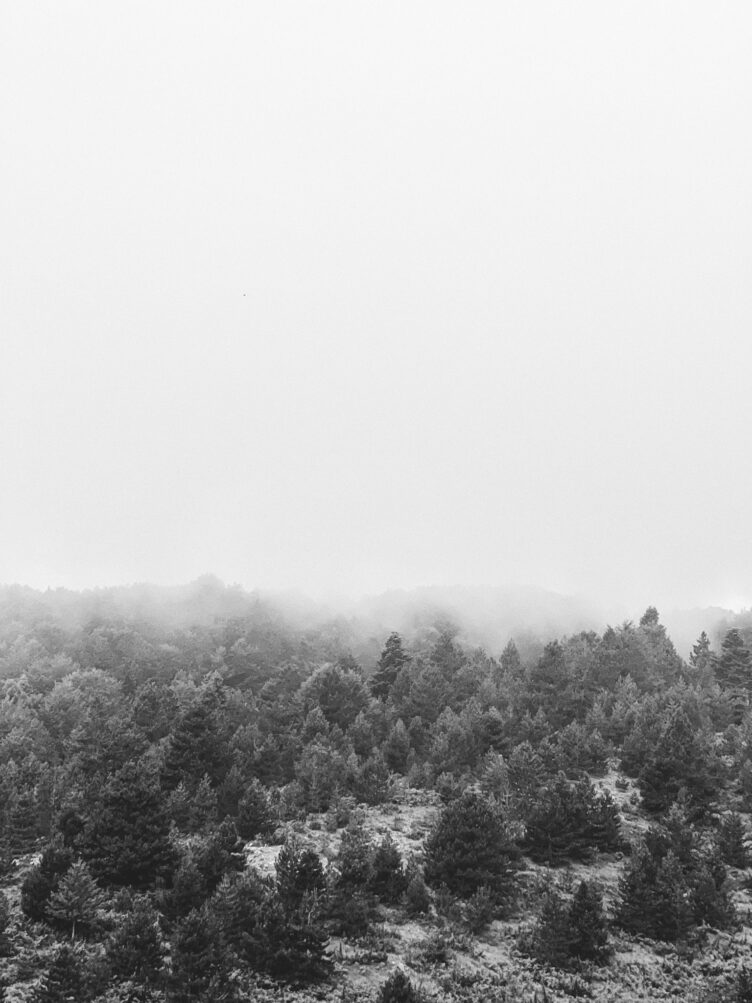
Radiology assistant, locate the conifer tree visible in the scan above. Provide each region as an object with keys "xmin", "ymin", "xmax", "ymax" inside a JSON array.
[
  {"xmin": 106, "ymin": 895, "xmax": 164, "ymax": 984},
  {"xmin": 188, "ymin": 774, "xmax": 219, "ymax": 832},
  {"xmin": 424, "ymin": 791, "xmax": 519, "ymax": 903},
  {"xmin": 371, "ymin": 633, "xmax": 410, "ymax": 700},
  {"xmin": 79, "ymin": 760, "xmax": 175, "ymax": 888},
  {"xmin": 47, "ymin": 860, "xmax": 105, "ymax": 939},
  {"xmin": 20, "ymin": 842, "xmax": 74, "ymax": 922},
  {"xmin": 525, "ymin": 889, "xmax": 571, "ymax": 967},
  {"xmin": 716, "ymin": 629, "xmax": 752, "ymax": 721},
  {"xmin": 237, "ymin": 779, "xmax": 274, "ymax": 839},
  {"xmin": 162, "ymin": 856, "xmax": 208, "ymax": 921},
  {"xmin": 383, "ymin": 719, "xmax": 411, "ymax": 773},
  {"xmin": 0, "ymin": 890, "xmax": 12, "ymax": 958},
  {"xmin": 370, "ymin": 832, "xmax": 408, "ymax": 904},
  {"xmin": 499, "ymin": 639, "xmax": 522, "ymax": 679},
  {"xmin": 567, "ymin": 881, "xmax": 609, "ymax": 963},
  {"xmin": 638, "ymin": 706, "xmax": 721, "ymax": 815},
  {"xmin": 275, "ymin": 839, "xmax": 326, "ymax": 911},
  {"xmin": 169, "ymin": 904, "xmax": 226, "ymax": 1002},
  {"xmin": 193, "ymin": 818, "xmax": 246, "ymax": 893},
  {"xmin": 689, "ymin": 631, "xmax": 714, "ymax": 681},
  {"xmin": 162, "ymin": 697, "xmax": 230, "ymax": 791},
  {"xmin": 7, "ymin": 788, "xmax": 39, "ymax": 855},
  {"xmin": 717, "ymin": 629, "xmax": 752, "ymax": 690},
  {"xmin": 38, "ymin": 944, "xmax": 83, "ymax": 1003},
  {"xmin": 524, "ymin": 880, "xmax": 609, "ymax": 968},
  {"xmin": 718, "ymin": 812, "xmax": 750, "ymax": 868}
]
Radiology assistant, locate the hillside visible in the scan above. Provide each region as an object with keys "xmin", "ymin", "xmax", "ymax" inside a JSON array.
[{"xmin": 0, "ymin": 584, "xmax": 751, "ymax": 999}]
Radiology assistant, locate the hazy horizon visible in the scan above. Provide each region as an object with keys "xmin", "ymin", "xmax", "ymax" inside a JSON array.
[{"xmin": 3, "ymin": 3, "xmax": 752, "ymax": 614}]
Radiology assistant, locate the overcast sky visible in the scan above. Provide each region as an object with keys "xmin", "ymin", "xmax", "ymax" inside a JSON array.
[{"xmin": 2, "ymin": 2, "xmax": 752, "ymax": 611}]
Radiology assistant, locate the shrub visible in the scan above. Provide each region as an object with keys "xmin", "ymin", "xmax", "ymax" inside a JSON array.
[
  {"xmin": 465, "ymin": 885, "xmax": 496, "ymax": 933},
  {"xmin": 377, "ymin": 968, "xmax": 420, "ymax": 1003},
  {"xmin": 405, "ymin": 874, "xmax": 431, "ymax": 916}
]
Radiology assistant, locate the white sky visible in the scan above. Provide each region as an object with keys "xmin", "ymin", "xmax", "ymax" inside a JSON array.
[{"xmin": 2, "ymin": 2, "xmax": 752, "ymax": 611}]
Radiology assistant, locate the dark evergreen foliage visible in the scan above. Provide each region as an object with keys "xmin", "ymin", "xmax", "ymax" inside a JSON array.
[
  {"xmin": 37, "ymin": 944, "xmax": 84, "ymax": 1003},
  {"xmin": 523, "ymin": 881, "xmax": 609, "ymax": 968},
  {"xmin": 522, "ymin": 774, "xmax": 622, "ymax": 864},
  {"xmin": 4, "ymin": 583, "xmax": 752, "ymax": 997},
  {"xmin": 370, "ymin": 832, "xmax": 408, "ymax": 904},
  {"xmin": 377, "ymin": 968, "xmax": 420, "ymax": 1003},
  {"xmin": 717, "ymin": 812, "xmax": 750, "ymax": 868},
  {"xmin": 405, "ymin": 873, "xmax": 431, "ymax": 916},
  {"xmin": 162, "ymin": 695, "xmax": 231, "ymax": 791},
  {"xmin": 20, "ymin": 842, "xmax": 74, "ymax": 922},
  {"xmin": 168, "ymin": 904, "xmax": 227, "ymax": 1001},
  {"xmin": 237, "ymin": 779, "xmax": 275, "ymax": 839},
  {"xmin": 637, "ymin": 706, "xmax": 722, "ymax": 815},
  {"xmin": 423, "ymin": 792, "xmax": 519, "ymax": 902},
  {"xmin": 78, "ymin": 761, "xmax": 176, "ymax": 888},
  {"xmin": 275, "ymin": 840, "xmax": 326, "ymax": 910},
  {"xmin": 616, "ymin": 813, "xmax": 736, "ymax": 941},
  {"xmin": 371, "ymin": 632, "xmax": 411, "ymax": 700},
  {"xmin": 106, "ymin": 896, "xmax": 164, "ymax": 984}
]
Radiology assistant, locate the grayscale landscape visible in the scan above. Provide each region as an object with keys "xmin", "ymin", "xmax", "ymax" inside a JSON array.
[{"xmin": 2, "ymin": 2, "xmax": 752, "ymax": 1000}]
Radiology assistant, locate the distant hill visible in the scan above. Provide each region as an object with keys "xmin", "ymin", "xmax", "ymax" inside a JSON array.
[{"xmin": 0, "ymin": 577, "xmax": 740, "ymax": 661}]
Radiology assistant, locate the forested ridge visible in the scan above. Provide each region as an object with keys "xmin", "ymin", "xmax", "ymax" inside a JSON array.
[{"xmin": 1, "ymin": 581, "xmax": 752, "ymax": 1001}]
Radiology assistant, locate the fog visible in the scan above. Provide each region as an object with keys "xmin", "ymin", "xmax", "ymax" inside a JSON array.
[{"xmin": 2, "ymin": 3, "xmax": 752, "ymax": 612}]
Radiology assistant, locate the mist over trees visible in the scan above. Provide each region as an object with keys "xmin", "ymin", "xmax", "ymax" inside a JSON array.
[{"xmin": 0, "ymin": 578, "xmax": 751, "ymax": 999}]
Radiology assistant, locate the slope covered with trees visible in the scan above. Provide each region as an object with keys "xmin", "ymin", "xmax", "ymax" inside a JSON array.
[{"xmin": 0, "ymin": 581, "xmax": 750, "ymax": 1000}]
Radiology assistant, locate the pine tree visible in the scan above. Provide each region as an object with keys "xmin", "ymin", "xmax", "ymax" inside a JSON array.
[
  {"xmin": 38, "ymin": 944, "xmax": 83, "ymax": 1003},
  {"xmin": 525, "ymin": 889, "xmax": 571, "ymax": 967},
  {"xmin": 161, "ymin": 856, "xmax": 208, "ymax": 921},
  {"xmin": 79, "ymin": 760, "xmax": 176, "ymax": 888},
  {"xmin": 193, "ymin": 818, "xmax": 246, "ymax": 894},
  {"xmin": 718, "ymin": 812, "xmax": 750, "ymax": 868},
  {"xmin": 383, "ymin": 719, "xmax": 411, "ymax": 773},
  {"xmin": 568, "ymin": 881, "xmax": 609, "ymax": 963},
  {"xmin": 638, "ymin": 707, "xmax": 721, "ymax": 815},
  {"xmin": 0, "ymin": 890, "xmax": 12, "ymax": 958},
  {"xmin": 169, "ymin": 904, "xmax": 226, "ymax": 1002},
  {"xmin": 717, "ymin": 629, "xmax": 752, "ymax": 690},
  {"xmin": 616, "ymin": 839, "xmax": 696, "ymax": 941},
  {"xmin": 257, "ymin": 896, "xmax": 333, "ymax": 984},
  {"xmin": 188, "ymin": 774, "xmax": 218, "ymax": 832},
  {"xmin": 106, "ymin": 895, "xmax": 164, "ymax": 984},
  {"xmin": 370, "ymin": 832, "xmax": 407, "ymax": 904},
  {"xmin": 716, "ymin": 629, "xmax": 752, "ymax": 722},
  {"xmin": 371, "ymin": 633, "xmax": 410, "ymax": 700},
  {"xmin": 162, "ymin": 697, "xmax": 230, "ymax": 791},
  {"xmin": 499, "ymin": 639, "xmax": 522, "ymax": 679},
  {"xmin": 275, "ymin": 839, "xmax": 326, "ymax": 911},
  {"xmin": 20, "ymin": 842, "xmax": 74, "ymax": 922},
  {"xmin": 7, "ymin": 788, "xmax": 39, "ymax": 855},
  {"xmin": 424, "ymin": 792, "xmax": 519, "ymax": 903},
  {"xmin": 689, "ymin": 631, "xmax": 714, "ymax": 682},
  {"xmin": 524, "ymin": 881, "xmax": 609, "ymax": 968},
  {"xmin": 47, "ymin": 860, "xmax": 105, "ymax": 939},
  {"xmin": 237, "ymin": 779, "xmax": 274, "ymax": 839}
]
